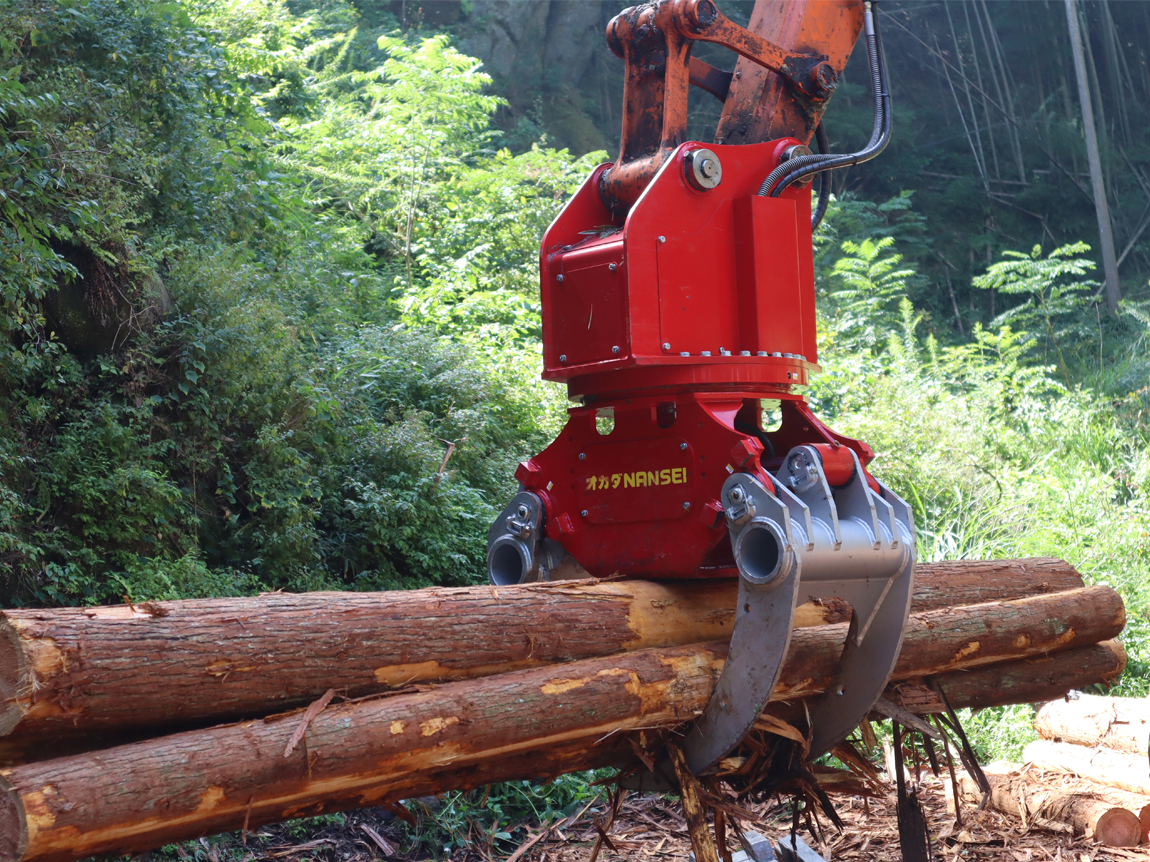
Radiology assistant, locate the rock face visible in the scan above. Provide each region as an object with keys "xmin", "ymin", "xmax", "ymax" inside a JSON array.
[
  {"xmin": 456, "ymin": 0, "xmax": 620, "ymax": 154},
  {"xmin": 43, "ymin": 243, "xmax": 172, "ymax": 356},
  {"xmin": 446, "ymin": 0, "xmax": 755, "ymax": 155}
]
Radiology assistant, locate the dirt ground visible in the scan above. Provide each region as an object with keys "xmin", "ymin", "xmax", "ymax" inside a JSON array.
[{"xmin": 195, "ymin": 776, "xmax": 1150, "ymax": 862}]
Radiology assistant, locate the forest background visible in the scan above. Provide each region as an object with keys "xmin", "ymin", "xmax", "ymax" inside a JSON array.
[{"xmin": 1, "ymin": 0, "xmax": 1149, "ymax": 807}]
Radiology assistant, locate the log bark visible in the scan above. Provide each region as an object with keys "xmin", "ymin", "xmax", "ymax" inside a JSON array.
[
  {"xmin": 0, "ymin": 558, "xmax": 1085, "ymax": 743},
  {"xmin": 0, "ymin": 585, "xmax": 1125, "ymax": 862},
  {"xmin": 1023, "ymin": 739, "xmax": 1150, "ymax": 795},
  {"xmin": 1034, "ymin": 693, "xmax": 1150, "ymax": 756},
  {"xmin": 954, "ymin": 769, "xmax": 1141, "ymax": 846},
  {"xmin": 884, "ymin": 641, "xmax": 1127, "ymax": 716}
]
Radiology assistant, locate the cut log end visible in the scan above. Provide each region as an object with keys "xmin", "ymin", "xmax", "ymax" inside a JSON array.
[
  {"xmin": 1095, "ymin": 808, "xmax": 1142, "ymax": 847},
  {"xmin": 0, "ymin": 624, "xmax": 25, "ymax": 737},
  {"xmin": 959, "ymin": 769, "xmax": 1143, "ymax": 848},
  {"xmin": 0, "ymin": 773, "xmax": 28, "ymax": 862}
]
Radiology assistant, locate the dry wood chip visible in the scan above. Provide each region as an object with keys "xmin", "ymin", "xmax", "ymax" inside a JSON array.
[
  {"xmin": 358, "ymin": 824, "xmax": 394, "ymax": 856},
  {"xmin": 267, "ymin": 838, "xmax": 335, "ymax": 857}
]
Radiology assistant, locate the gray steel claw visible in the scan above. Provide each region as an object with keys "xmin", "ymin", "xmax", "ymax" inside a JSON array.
[
  {"xmin": 774, "ymin": 446, "xmax": 916, "ymax": 759},
  {"xmin": 623, "ymin": 447, "xmax": 916, "ymax": 784},
  {"xmin": 682, "ymin": 474, "xmax": 802, "ymax": 774}
]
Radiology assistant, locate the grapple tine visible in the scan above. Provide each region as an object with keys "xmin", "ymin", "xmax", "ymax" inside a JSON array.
[{"xmin": 682, "ymin": 475, "xmax": 801, "ymax": 773}]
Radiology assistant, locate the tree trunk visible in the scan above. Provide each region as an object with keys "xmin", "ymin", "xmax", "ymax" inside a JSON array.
[
  {"xmin": 0, "ymin": 558, "xmax": 1085, "ymax": 744},
  {"xmin": 1024, "ymin": 739, "xmax": 1150, "ymax": 795},
  {"xmin": 1034, "ymin": 694, "xmax": 1150, "ymax": 756},
  {"xmin": 0, "ymin": 584, "xmax": 1125, "ymax": 862},
  {"xmin": 1065, "ymin": 0, "xmax": 1122, "ymax": 313},
  {"xmin": 954, "ymin": 769, "xmax": 1142, "ymax": 846}
]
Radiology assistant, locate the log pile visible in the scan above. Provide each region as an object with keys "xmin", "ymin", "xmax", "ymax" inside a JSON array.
[
  {"xmin": 953, "ymin": 767, "xmax": 1145, "ymax": 847},
  {"xmin": 0, "ymin": 558, "xmax": 1127, "ymax": 862},
  {"xmin": 956, "ymin": 694, "xmax": 1150, "ymax": 847},
  {"xmin": 1028, "ymin": 694, "xmax": 1150, "ymax": 832},
  {"xmin": 1030, "ymin": 692, "xmax": 1150, "ymax": 796}
]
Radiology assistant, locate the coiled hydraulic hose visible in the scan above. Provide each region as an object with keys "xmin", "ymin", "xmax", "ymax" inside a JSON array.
[{"xmin": 758, "ymin": 1, "xmax": 891, "ymax": 211}]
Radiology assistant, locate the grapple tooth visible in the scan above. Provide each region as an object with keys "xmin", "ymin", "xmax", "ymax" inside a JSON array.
[
  {"xmin": 676, "ymin": 444, "xmax": 914, "ymax": 778},
  {"xmin": 681, "ymin": 474, "xmax": 801, "ymax": 774}
]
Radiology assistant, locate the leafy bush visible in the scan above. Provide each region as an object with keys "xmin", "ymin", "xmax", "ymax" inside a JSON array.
[{"xmin": 0, "ymin": 0, "xmax": 574, "ymax": 605}]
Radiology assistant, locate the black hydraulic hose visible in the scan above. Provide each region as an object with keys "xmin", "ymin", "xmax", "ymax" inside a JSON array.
[
  {"xmin": 757, "ymin": 1, "xmax": 891, "ymax": 200},
  {"xmin": 811, "ymin": 121, "xmax": 831, "ymax": 231}
]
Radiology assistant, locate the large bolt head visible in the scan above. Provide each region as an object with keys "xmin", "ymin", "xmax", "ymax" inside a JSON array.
[
  {"xmin": 812, "ymin": 61, "xmax": 839, "ymax": 97},
  {"xmin": 729, "ymin": 485, "xmax": 746, "ymax": 504},
  {"xmin": 684, "ymin": 148, "xmax": 722, "ymax": 191},
  {"xmin": 516, "ymin": 505, "xmax": 530, "ymax": 520},
  {"xmin": 781, "ymin": 144, "xmax": 813, "ymax": 162},
  {"xmin": 780, "ymin": 144, "xmax": 814, "ymax": 188}
]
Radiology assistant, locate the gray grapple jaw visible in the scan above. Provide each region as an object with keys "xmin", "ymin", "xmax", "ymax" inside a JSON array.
[
  {"xmin": 486, "ymin": 491, "xmax": 545, "ymax": 586},
  {"xmin": 682, "ymin": 444, "xmax": 916, "ymax": 775},
  {"xmin": 679, "ymin": 474, "xmax": 803, "ymax": 774},
  {"xmin": 487, "ymin": 491, "xmax": 571, "ymax": 585},
  {"xmin": 487, "ymin": 445, "xmax": 916, "ymax": 784}
]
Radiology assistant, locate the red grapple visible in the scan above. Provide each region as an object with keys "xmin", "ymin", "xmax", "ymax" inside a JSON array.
[
  {"xmin": 510, "ymin": 139, "xmax": 879, "ymax": 580},
  {"xmin": 488, "ymin": 0, "xmax": 914, "ymax": 782}
]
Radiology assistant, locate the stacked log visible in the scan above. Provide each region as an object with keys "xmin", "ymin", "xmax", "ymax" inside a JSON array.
[
  {"xmin": 1034, "ymin": 692, "xmax": 1150, "ymax": 757},
  {"xmin": 959, "ymin": 694, "xmax": 1150, "ymax": 846},
  {"xmin": 1025, "ymin": 694, "xmax": 1150, "ymax": 800},
  {"xmin": 0, "ymin": 558, "xmax": 1086, "ymax": 750},
  {"xmin": 0, "ymin": 559, "xmax": 1128, "ymax": 862},
  {"xmin": 953, "ymin": 768, "xmax": 1143, "ymax": 846}
]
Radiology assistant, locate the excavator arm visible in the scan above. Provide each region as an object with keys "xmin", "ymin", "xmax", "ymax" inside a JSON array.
[{"xmin": 487, "ymin": 0, "xmax": 910, "ymax": 781}]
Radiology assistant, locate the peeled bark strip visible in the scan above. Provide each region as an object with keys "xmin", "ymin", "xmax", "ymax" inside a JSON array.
[
  {"xmin": 1023, "ymin": 740, "xmax": 1150, "ymax": 795},
  {"xmin": 1034, "ymin": 693, "xmax": 1150, "ymax": 756},
  {"xmin": 954, "ymin": 770, "xmax": 1141, "ymax": 846},
  {"xmin": 0, "ymin": 585, "xmax": 1126, "ymax": 862},
  {"xmin": 0, "ymin": 559, "xmax": 1086, "ymax": 742}
]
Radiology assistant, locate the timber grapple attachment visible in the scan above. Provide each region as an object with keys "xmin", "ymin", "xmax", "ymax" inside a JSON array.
[{"xmin": 487, "ymin": 0, "xmax": 912, "ymax": 778}]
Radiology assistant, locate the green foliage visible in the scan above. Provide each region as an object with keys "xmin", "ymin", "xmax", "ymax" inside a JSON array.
[
  {"xmin": 823, "ymin": 236, "xmax": 915, "ymax": 352},
  {"xmin": 401, "ymin": 773, "xmax": 608, "ymax": 858},
  {"xmin": 958, "ymin": 704, "xmax": 1040, "ymax": 764},
  {"xmin": 973, "ymin": 242, "xmax": 1103, "ymax": 384},
  {"xmin": 400, "ymin": 144, "xmax": 602, "ymax": 339},
  {"xmin": 0, "ymin": 0, "xmax": 574, "ymax": 604}
]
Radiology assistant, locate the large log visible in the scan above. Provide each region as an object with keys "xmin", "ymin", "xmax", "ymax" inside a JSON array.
[
  {"xmin": 0, "ymin": 558, "xmax": 1085, "ymax": 742},
  {"xmin": 954, "ymin": 769, "xmax": 1142, "ymax": 846},
  {"xmin": 1023, "ymin": 739, "xmax": 1150, "ymax": 795},
  {"xmin": 884, "ymin": 640, "xmax": 1127, "ymax": 716},
  {"xmin": 1034, "ymin": 693, "xmax": 1150, "ymax": 756},
  {"xmin": 0, "ymin": 586, "xmax": 1125, "ymax": 862}
]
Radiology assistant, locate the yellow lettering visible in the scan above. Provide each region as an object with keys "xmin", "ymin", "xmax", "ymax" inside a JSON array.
[
  {"xmin": 598, "ymin": 474, "xmax": 608, "ymax": 489},
  {"xmin": 624, "ymin": 473, "xmax": 635, "ymax": 488},
  {"xmin": 646, "ymin": 471, "xmax": 658, "ymax": 486},
  {"xmin": 659, "ymin": 469, "xmax": 671, "ymax": 485},
  {"xmin": 673, "ymin": 468, "xmax": 686, "ymax": 484},
  {"xmin": 636, "ymin": 472, "xmax": 647, "ymax": 487},
  {"xmin": 612, "ymin": 473, "xmax": 621, "ymax": 488},
  {"xmin": 585, "ymin": 477, "xmax": 595, "ymax": 491}
]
